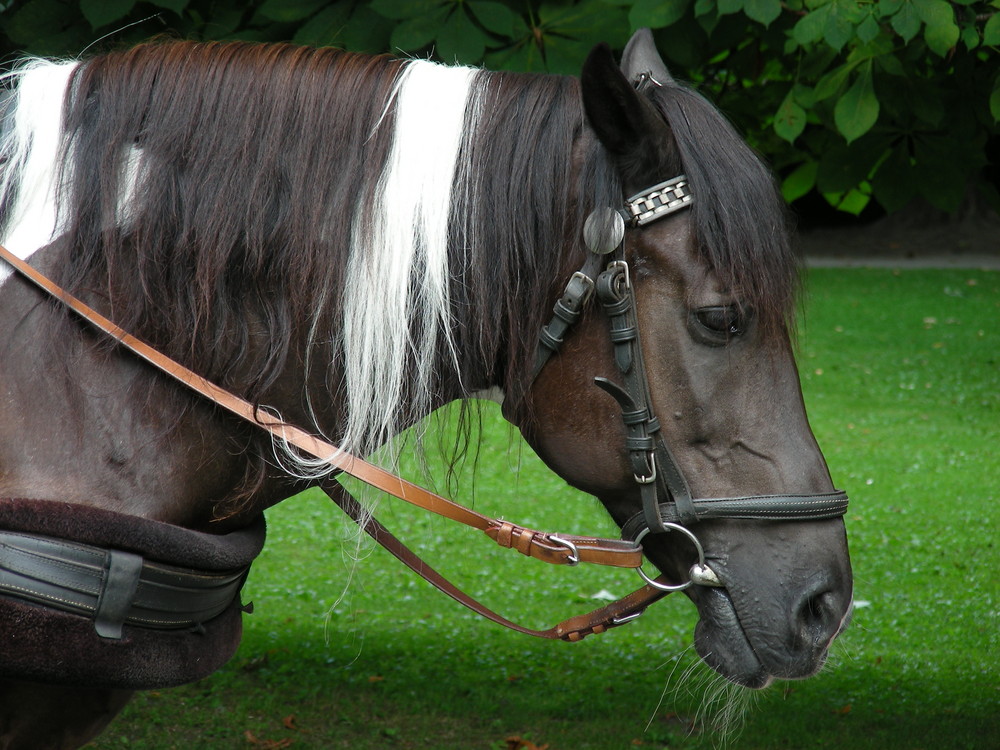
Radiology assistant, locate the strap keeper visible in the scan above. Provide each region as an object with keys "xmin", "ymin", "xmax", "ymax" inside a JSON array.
[
  {"xmin": 94, "ymin": 549, "xmax": 143, "ymax": 639},
  {"xmin": 621, "ymin": 407, "xmax": 649, "ymax": 425},
  {"xmin": 552, "ymin": 298, "xmax": 580, "ymax": 325},
  {"xmin": 538, "ymin": 326, "xmax": 563, "ymax": 352},
  {"xmin": 609, "ymin": 326, "xmax": 637, "ymax": 344},
  {"xmin": 495, "ymin": 522, "xmax": 515, "ymax": 549},
  {"xmin": 514, "ymin": 529, "xmax": 536, "ymax": 557}
]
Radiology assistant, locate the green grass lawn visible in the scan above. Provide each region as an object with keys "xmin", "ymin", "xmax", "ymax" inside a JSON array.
[{"xmin": 88, "ymin": 268, "xmax": 998, "ymax": 749}]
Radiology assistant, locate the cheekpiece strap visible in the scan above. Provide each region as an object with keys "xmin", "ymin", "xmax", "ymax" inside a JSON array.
[{"xmin": 624, "ymin": 175, "xmax": 693, "ymax": 226}]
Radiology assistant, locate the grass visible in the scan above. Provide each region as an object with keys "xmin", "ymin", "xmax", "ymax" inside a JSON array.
[{"xmin": 87, "ymin": 268, "xmax": 998, "ymax": 749}]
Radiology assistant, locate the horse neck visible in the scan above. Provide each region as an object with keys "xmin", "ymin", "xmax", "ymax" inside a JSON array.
[{"xmin": 0, "ymin": 239, "xmax": 299, "ymax": 530}]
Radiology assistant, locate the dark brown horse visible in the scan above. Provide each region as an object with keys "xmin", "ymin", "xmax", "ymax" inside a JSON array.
[{"xmin": 0, "ymin": 30, "xmax": 852, "ymax": 748}]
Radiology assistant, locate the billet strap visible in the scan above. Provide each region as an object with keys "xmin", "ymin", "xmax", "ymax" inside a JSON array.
[
  {"xmin": 321, "ymin": 480, "xmax": 669, "ymax": 641},
  {"xmin": 533, "ymin": 251, "xmax": 604, "ymax": 379},
  {"xmin": 594, "ymin": 259, "xmax": 697, "ymax": 528}
]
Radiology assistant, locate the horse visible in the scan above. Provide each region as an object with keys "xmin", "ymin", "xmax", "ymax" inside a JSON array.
[{"xmin": 0, "ymin": 29, "xmax": 853, "ymax": 748}]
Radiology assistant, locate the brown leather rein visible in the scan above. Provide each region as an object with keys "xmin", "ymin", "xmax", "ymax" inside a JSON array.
[{"xmin": 0, "ymin": 241, "xmax": 672, "ymax": 641}]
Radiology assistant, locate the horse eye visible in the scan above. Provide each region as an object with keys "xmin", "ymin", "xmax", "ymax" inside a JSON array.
[{"xmin": 694, "ymin": 306, "xmax": 748, "ymax": 338}]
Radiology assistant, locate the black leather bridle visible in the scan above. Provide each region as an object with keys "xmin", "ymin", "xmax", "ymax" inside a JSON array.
[{"xmin": 534, "ymin": 175, "xmax": 849, "ymax": 592}]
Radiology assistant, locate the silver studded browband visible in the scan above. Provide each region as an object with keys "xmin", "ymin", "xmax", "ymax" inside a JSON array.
[{"xmin": 624, "ymin": 175, "xmax": 692, "ymax": 226}]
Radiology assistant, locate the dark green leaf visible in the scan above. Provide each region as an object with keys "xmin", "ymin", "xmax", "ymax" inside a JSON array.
[
  {"xmin": 148, "ymin": 0, "xmax": 188, "ymax": 15},
  {"xmin": 437, "ymin": 8, "xmax": 487, "ymax": 64},
  {"xmin": 823, "ymin": 0, "xmax": 859, "ymax": 50},
  {"xmin": 835, "ymin": 63, "xmax": 879, "ymax": 142},
  {"xmin": 80, "ymin": 0, "xmax": 135, "ymax": 29},
  {"xmin": 292, "ymin": 4, "xmax": 354, "ymax": 47},
  {"xmin": 257, "ymin": 0, "xmax": 327, "ymax": 23},
  {"xmin": 744, "ymin": 0, "xmax": 782, "ymax": 27},
  {"xmin": 470, "ymin": 1, "xmax": 515, "ymax": 37},
  {"xmin": 814, "ymin": 63, "xmax": 852, "ymax": 101},
  {"xmin": 2, "ymin": 0, "xmax": 67, "ymax": 44},
  {"xmin": 792, "ymin": 82, "xmax": 817, "ymax": 108},
  {"xmin": 782, "ymin": 160, "xmax": 818, "ymax": 203},
  {"xmin": 835, "ymin": 186, "xmax": 871, "ymax": 215},
  {"xmin": 890, "ymin": 2, "xmax": 921, "ymax": 42},
  {"xmin": 391, "ymin": 7, "xmax": 449, "ymax": 51},
  {"xmin": 538, "ymin": 0, "xmax": 630, "ymax": 55},
  {"xmin": 913, "ymin": 0, "xmax": 958, "ymax": 55},
  {"xmin": 629, "ymin": 0, "xmax": 690, "ymax": 29},
  {"xmin": 856, "ymin": 13, "xmax": 881, "ymax": 43},
  {"xmin": 793, "ymin": 7, "xmax": 828, "ymax": 45},
  {"xmin": 959, "ymin": 20, "xmax": 979, "ymax": 50},
  {"xmin": 982, "ymin": 12, "xmax": 1000, "ymax": 45},
  {"xmin": 340, "ymin": 4, "xmax": 394, "ymax": 53},
  {"xmin": 371, "ymin": 0, "xmax": 439, "ymax": 21},
  {"xmin": 717, "ymin": 0, "xmax": 743, "ymax": 15},
  {"xmin": 878, "ymin": 0, "xmax": 904, "ymax": 15},
  {"xmin": 875, "ymin": 53, "xmax": 905, "ymax": 76},
  {"xmin": 694, "ymin": 0, "xmax": 716, "ymax": 18},
  {"xmin": 774, "ymin": 88, "xmax": 807, "ymax": 143}
]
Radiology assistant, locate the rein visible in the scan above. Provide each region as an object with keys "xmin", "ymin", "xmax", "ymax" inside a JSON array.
[{"xmin": 0, "ymin": 243, "xmax": 664, "ymax": 642}]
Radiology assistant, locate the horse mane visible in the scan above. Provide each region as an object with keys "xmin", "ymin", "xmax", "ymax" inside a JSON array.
[{"xmin": 1, "ymin": 40, "xmax": 616, "ymax": 467}]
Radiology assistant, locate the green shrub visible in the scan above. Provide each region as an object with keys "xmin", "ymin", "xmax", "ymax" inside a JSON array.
[{"xmin": 2, "ymin": 0, "xmax": 997, "ymax": 218}]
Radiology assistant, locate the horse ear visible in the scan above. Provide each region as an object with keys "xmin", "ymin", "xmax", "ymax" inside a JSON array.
[
  {"xmin": 580, "ymin": 39, "xmax": 673, "ymax": 171},
  {"xmin": 620, "ymin": 28, "xmax": 673, "ymax": 85}
]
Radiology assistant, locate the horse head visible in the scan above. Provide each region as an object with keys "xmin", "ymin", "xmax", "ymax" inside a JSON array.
[{"xmin": 512, "ymin": 30, "xmax": 853, "ymax": 689}]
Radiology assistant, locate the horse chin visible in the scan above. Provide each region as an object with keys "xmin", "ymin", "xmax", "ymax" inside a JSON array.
[{"xmin": 691, "ymin": 587, "xmax": 774, "ymax": 690}]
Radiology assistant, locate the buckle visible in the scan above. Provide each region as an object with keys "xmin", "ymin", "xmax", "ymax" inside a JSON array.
[{"xmin": 549, "ymin": 535, "xmax": 580, "ymax": 566}]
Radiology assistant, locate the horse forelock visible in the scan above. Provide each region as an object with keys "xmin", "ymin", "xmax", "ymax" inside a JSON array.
[{"xmin": 647, "ymin": 83, "xmax": 800, "ymax": 336}]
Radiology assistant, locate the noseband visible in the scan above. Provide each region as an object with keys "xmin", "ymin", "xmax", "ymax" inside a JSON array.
[{"xmin": 534, "ymin": 175, "xmax": 849, "ymax": 592}]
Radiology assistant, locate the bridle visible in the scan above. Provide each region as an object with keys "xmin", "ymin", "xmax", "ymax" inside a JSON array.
[
  {"xmin": 534, "ymin": 174, "xmax": 849, "ymax": 592},
  {"xmin": 0, "ymin": 174, "xmax": 846, "ymax": 643}
]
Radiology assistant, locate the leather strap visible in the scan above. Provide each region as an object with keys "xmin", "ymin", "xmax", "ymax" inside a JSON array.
[
  {"xmin": 619, "ymin": 491, "xmax": 851, "ymax": 541},
  {"xmin": 594, "ymin": 259, "xmax": 698, "ymax": 528},
  {"xmin": 533, "ymin": 252, "xmax": 604, "ymax": 378},
  {"xmin": 322, "ymin": 479, "xmax": 669, "ymax": 641}
]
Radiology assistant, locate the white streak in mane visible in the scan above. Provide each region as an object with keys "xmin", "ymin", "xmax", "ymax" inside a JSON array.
[
  {"xmin": 340, "ymin": 60, "xmax": 479, "ymax": 457},
  {"xmin": 0, "ymin": 60, "xmax": 78, "ymax": 288}
]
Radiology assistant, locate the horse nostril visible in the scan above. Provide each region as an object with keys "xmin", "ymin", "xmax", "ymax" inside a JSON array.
[{"xmin": 794, "ymin": 584, "xmax": 844, "ymax": 646}]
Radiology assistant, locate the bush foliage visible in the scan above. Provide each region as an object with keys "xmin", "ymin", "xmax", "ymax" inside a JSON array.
[{"xmin": 1, "ymin": 0, "xmax": 997, "ymax": 218}]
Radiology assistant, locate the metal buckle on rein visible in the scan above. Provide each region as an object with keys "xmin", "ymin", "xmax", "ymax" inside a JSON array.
[
  {"xmin": 631, "ymin": 524, "xmax": 723, "ymax": 591},
  {"xmin": 549, "ymin": 535, "xmax": 580, "ymax": 566}
]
